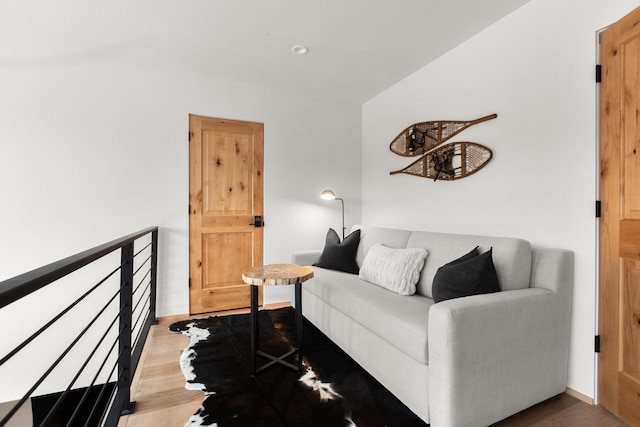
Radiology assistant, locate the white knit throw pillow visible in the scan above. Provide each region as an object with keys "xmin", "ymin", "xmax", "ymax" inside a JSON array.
[{"xmin": 359, "ymin": 244, "xmax": 429, "ymax": 295}]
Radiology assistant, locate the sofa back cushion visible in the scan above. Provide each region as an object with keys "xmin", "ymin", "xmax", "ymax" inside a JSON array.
[
  {"xmin": 406, "ymin": 231, "xmax": 532, "ymax": 298},
  {"xmin": 353, "ymin": 225, "xmax": 412, "ymax": 268}
]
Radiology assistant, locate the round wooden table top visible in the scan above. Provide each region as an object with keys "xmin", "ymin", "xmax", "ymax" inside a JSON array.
[{"xmin": 242, "ymin": 263, "xmax": 314, "ymax": 286}]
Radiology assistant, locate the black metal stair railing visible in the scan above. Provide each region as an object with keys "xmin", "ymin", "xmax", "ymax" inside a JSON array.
[{"xmin": 0, "ymin": 226, "xmax": 159, "ymax": 427}]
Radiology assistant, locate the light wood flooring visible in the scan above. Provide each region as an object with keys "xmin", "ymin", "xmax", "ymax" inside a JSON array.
[
  {"xmin": 117, "ymin": 303, "xmax": 290, "ymax": 427},
  {"xmin": 119, "ymin": 304, "xmax": 627, "ymax": 427}
]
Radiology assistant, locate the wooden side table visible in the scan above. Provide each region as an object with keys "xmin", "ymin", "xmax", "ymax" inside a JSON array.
[{"xmin": 242, "ymin": 263, "xmax": 314, "ymax": 376}]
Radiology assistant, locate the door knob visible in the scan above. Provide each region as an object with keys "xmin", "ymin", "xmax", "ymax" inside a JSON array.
[{"xmin": 250, "ymin": 216, "xmax": 263, "ymax": 227}]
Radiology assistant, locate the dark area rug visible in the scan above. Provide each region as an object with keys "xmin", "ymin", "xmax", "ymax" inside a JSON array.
[{"xmin": 170, "ymin": 307, "xmax": 427, "ymax": 427}]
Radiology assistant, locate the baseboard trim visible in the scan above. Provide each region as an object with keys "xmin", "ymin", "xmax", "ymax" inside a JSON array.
[
  {"xmin": 565, "ymin": 387, "xmax": 594, "ymax": 405},
  {"xmin": 158, "ymin": 302, "xmax": 292, "ymax": 321}
]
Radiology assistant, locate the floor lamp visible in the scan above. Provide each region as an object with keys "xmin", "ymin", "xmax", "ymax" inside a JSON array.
[{"xmin": 320, "ymin": 189, "xmax": 345, "ymax": 239}]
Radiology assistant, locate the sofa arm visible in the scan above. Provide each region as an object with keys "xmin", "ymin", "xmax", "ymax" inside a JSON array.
[
  {"xmin": 291, "ymin": 250, "xmax": 322, "ymax": 266},
  {"xmin": 428, "ymin": 288, "xmax": 570, "ymax": 427}
]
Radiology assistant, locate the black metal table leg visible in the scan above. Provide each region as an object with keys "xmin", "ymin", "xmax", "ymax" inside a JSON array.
[
  {"xmin": 250, "ymin": 283, "xmax": 305, "ymax": 376},
  {"xmin": 250, "ymin": 284, "xmax": 259, "ymax": 376},
  {"xmin": 244, "ymin": 264, "xmax": 313, "ymax": 377},
  {"xmin": 295, "ymin": 281, "xmax": 303, "ymax": 373}
]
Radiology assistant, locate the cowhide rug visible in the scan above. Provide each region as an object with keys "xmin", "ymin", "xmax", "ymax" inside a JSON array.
[{"xmin": 170, "ymin": 307, "xmax": 427, "ymax": 427}]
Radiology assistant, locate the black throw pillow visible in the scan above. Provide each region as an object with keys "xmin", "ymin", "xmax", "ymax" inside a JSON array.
[
  {"xmin": 432, "ymin": 247, "xmax": 500, "ymax": 303},
  {"xmin": 442, "ymin": 246, "xmax": 479, "ymax": 267},
  {"xmin": 313, "ymin": 228, "xmax": 361, "ymax": 274}
]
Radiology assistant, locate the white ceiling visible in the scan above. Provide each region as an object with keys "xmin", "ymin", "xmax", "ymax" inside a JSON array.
[{"xmin": 1, "ymin": 0, "xmax": 531, "ymax": 104}]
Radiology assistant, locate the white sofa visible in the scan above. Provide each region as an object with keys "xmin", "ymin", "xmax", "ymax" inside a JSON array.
[{"xmin": 291, "ymin": 225, "xmax": 573, "ymax": 427}]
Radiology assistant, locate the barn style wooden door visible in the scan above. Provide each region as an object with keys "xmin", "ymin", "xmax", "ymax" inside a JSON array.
[
  {"xmin": 189, "ymin": 115, "xmax": 264, "ymax": 314},
  {"xmin": 599, "ymin": 5, "xmax": 640, "ymax": 425}
]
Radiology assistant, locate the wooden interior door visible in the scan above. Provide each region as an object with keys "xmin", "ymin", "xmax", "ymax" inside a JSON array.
[
  {"xmin": 599, "ymin": 5, "xmax": 640, "ymax": 425},
  {"xmin": 189, "ymin": 115, "xmax": 264, "ymax": 314}
]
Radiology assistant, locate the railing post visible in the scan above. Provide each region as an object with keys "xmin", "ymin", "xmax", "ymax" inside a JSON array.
[
  {"xmin": 0, "ymin": 227, "xmax": 158, "ymax": 427},
  {"xmin": 150, "ymin": 229, "xmax": 158, "ymax": 324},
  {"xmin": 117, "ymin": 242, "xmax": 135, "ymax": 416}
]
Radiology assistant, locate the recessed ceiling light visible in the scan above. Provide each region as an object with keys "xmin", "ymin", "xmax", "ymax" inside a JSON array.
[{"xmin": 291, "ymin": 45, "xmax": 309, "ymax": 55}]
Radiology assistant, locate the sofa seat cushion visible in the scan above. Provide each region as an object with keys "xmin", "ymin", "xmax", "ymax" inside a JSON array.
[{"xmin": 303, "ymin": 267, "xmax": 434, "ymax": 364}]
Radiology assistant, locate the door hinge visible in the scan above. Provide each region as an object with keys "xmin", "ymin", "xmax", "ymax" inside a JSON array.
[
  {"xmin": 189, "ymin": 278, "xmax": 192, "ymax": 288},
  {"xmin": 595, "ymin": 335, "xmax": 601, "ymax": 353},
  {"xmin": 596, "ymin": 64, "xmax": 602, "ymax": 83},
  {"xmin": 596, "ymin": 200, "xmax": 601, "ymax": 218},
  {"xmin": 189, "ymin": 204, "xmax": 191, "ymax": 215}
]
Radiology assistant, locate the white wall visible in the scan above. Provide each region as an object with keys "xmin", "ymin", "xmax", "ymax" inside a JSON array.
[
  {"xmin": 0, "ymin": 33, "xmax": 362, "ymax": 404},
  {"xmin": 0, "ymin": 1, "xmax": 364, "ymax": 406},
  {"xmin": 0, "ymin": 55, "xmax": 361, "ymax": 315},
  {"xmin": 361, "ymin": 0, "xmax": 637, "ymax": 401}
]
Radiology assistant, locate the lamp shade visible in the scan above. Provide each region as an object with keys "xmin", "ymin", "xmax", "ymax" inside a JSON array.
[
  {"xmin": 320, "ymin": 190, "xmax": 336, "ymax": 200},
  {"xmin": 320, "ymin": 189, "xmax": 345, "ymax": 239}
]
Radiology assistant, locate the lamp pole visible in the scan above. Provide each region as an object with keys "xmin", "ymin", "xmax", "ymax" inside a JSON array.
[
  {"xmin": 320, "ymin": 189, "xmax": 346, "ymax": 240},
  {"xmin": 336, "ymin": 197, "xmax": 345, "ymax": 239}
]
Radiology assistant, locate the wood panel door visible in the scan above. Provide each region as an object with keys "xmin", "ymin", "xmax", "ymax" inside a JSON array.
[
  {"xmin": 189, "ymin": 115, "xmax": 264, "ymax": 314},
  {"xmin": 599, "ymin": 5, "xmax": 640, "ymax": 426}
]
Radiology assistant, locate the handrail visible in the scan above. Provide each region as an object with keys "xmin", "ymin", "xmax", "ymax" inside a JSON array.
[
  {"xmin": 0, "ymin": 226, "xmax": 158, "ymax": 309},
  {"xmin": 0, "ymin": 226, "xmax": 159, "ymax": 427}
]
